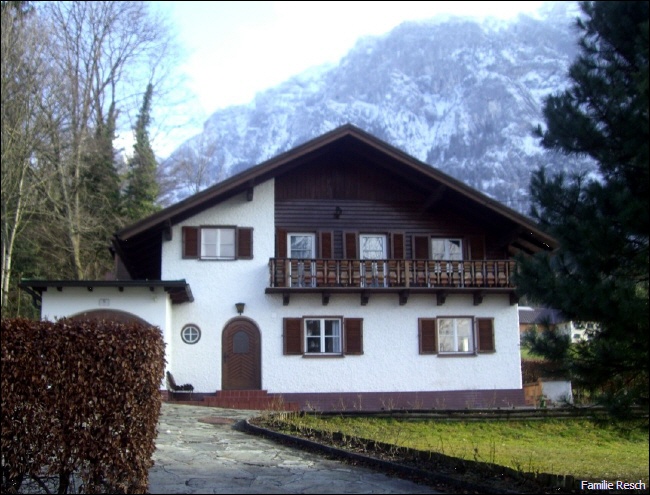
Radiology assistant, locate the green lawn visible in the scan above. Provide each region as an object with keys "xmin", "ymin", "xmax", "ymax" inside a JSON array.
[{"xmin": 276, "ymin": 415, "xmax": 649, "ymax": 483}]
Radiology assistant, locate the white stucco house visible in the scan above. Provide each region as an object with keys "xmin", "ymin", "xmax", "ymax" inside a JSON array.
[{"xmin": 21, "ymin": 125, "xmax": 556, "ymax": 411}]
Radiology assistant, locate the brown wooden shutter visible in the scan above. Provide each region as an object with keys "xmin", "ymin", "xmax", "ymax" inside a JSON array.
[
  {"xmin": 319, "ymin": 231, "xmax": 334, "ymax": 259},
  {"xmin": 237, "ymin": 227, "xmax": 253, "ymax": 259},
  {"xmin": 477, "ymin": 318, "xmax": 495, "ymax": 352},
  {"xmin": 276, "ymin": 228, "xmax": 287, "ymax": 257},
  {"xmin": 283, "ymin": 318, "xmax": 303, "ymax": 355},
  {"xmin": 412, "ymin": 235, "xmax": 429, "ymax": 259},
  {"xmin": 182, "ymin": 226, "xmax": 199, "ymax": 259},
  {"xmin": 391, "ymin": 232, "xmax": 405, "ymax": 259},
  {"xmin": 418, "ymin": 318, "xmax": 437, "ymax": 354},
  {"xmin": 344, "ymin": 232, "xmax": 358, "ymax": 258},
  {"xmin": 469, "ymin": 236, "xmax": 485, "ymax": 260},
  {"xmin": 344, "ymin": 318, "xmax": 363, "ymax": 355}
]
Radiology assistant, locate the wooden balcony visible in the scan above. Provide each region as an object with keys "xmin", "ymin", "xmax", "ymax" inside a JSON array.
[{"xmin": 266, "ymin": 258, "xmax": 518, "ymax": 306}]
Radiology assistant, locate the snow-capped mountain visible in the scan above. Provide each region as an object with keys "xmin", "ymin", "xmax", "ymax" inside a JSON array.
[{"xmin": 160, "ymin": 2, "xmax": 594, "ymax": 215}]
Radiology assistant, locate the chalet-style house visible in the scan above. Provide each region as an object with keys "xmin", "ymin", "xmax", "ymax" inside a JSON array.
[{"xmin": 21, "ymin": 125, "xmax": 556, "ymax": 411}]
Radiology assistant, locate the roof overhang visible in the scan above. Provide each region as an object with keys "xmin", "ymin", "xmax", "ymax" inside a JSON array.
[
  {"xmin": 19, "ymin": 279, "xmax": 194, "ymax": 308},
  {"xmin": 112, "ymin": 124, "xmax": 557, "ymax": 279}
]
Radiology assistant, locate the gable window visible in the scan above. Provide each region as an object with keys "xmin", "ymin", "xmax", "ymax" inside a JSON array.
[
  {"xmin": 432, "ymin": 238, "xmax": 463, "ymax": 260},
  {"xmin": 201, "ymin": 227, "xmax": 235, "ymax": 259},
  {"xmin": 182, "ymin": 226, "xmax": 253, "ymax": 260}
]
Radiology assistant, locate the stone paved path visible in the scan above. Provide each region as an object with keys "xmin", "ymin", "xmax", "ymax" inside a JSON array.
[{"xmin": 149, "ymin": 403, "xmax": 442, "ymax": 494}]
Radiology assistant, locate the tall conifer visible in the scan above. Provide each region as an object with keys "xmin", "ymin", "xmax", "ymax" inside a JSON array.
[
  {"xmin": 124, "ymin": 83, "xmax": 160, "ymax": 221},
  {"xmin": 516, "ymin": 1, "xmax": 649, "ymax": 413}
]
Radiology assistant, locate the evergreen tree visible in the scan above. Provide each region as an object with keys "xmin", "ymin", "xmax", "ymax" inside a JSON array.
[
  {"xmin": 123, "ymin": 83, "xmax": 160, "ymax": 221},
  {"xmin": 515, "ymin": 1, "xmax": 649, "ymax": 413}
]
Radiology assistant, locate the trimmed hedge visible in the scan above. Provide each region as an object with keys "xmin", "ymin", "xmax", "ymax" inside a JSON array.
[{"xmin": 1, "ymin": 317, "xmax": 166, "ymax": 494}]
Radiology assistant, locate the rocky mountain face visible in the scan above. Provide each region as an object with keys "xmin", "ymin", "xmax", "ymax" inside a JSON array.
[{"xmin": 160, "ymin": 2, "xmax": 594, "ymax": 215}]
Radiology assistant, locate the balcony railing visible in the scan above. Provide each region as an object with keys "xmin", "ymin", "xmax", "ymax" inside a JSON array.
[{"xmin": 268, "ymin": 258, "xmax": 516, "ymax": 289}]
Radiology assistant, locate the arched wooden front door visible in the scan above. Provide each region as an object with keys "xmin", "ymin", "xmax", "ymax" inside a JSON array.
[{"xmin": 221, "ymin": 318, "xmax": 261, "ymax": 390}]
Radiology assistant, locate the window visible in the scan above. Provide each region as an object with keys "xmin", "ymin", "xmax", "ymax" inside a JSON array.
[
  {"xmin": 283, "ymin": 317, "xmax": 363, "ymax": 356},
  {"xmin": 431, "ymin": 238, "xmax": 463, "ymax": 260},
  {"xmin": 182, "ymin": 226, "xmax": 253, "ymax": 260},
  {"xmin": 305, "ymin": 318, "xmax": 341, "ymax": 354},
  {"xmin": 201, "ymin": 227, "xmax": 235, "ymax": 259},
  {"xmin": 438, "ymin": 317, "xmax": 473, "ymax": 353},
  {"xmin": 181, "ymin": 324, "xmax": 201, "ymax": 344},
  {"xmin": 418, "ymin": 317, "xmax": 495, "ymax": 355},
  {"xmin": 360, "ymin": 234, "xmax": 387, "ymax": 287},
  {"xmin": 288, "ymin": 233, "xmax": 315, "ymax": 258},
  {"xmin": 288, "ymin": 233, "xmax": 316, "ymax": 287}
]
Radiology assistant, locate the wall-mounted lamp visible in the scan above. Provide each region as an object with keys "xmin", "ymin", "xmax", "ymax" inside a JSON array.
[
  {"xmin": 235, "ymin": 302, "xmax": 245, "ymax": 315},
  {"xmin": 334, "ymin": 206, "xmax": 342, "ymax": 219}
]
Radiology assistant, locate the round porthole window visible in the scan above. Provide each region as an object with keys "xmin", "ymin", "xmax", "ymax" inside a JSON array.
[{"xmin": 181, "ymin": 324, "xmax": 201, "ymax": 344}]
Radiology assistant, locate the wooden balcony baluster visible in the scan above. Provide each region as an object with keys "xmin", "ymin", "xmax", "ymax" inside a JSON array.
[
  {"xmin": 339, "ymin": 260, "xmax": 350, "ymax": 286},
  {"xmin": 438, "ymin": 261, "xmax": 450, "ymax": 286},
  {"xmin": 463, "ymin": 262, "xmax": 473, "ymax": 287},
  {"xmin": 315, "ymin": 260, "xmax": 325, "ymax": 287},
  {"xmin": 473, "ymin": 261, "xmax": 484, "ymax": 287},
  {"xmin": 326, "ymin": 260, "xmax": 337, "ymax": 286}
]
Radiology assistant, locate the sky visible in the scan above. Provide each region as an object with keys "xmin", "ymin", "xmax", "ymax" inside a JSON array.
[{"xmin": 150, "ymin": 1, "xmax": 549, "ymax": 157}]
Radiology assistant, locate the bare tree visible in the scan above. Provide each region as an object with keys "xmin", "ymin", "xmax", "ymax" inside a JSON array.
[
  {"xmin": 161, "ymin": 133, "xmax": 224, "ymax": 203},
  {"xmin": 35, "ymin": 1, "xmax": 176, "ymax": 279},
  {"xmin": 1, "ymin": 2, "xmax": 50, "ymax": 310}
]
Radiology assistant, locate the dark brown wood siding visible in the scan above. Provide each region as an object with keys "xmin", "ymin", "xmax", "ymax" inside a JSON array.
[{"xmin": 274, "ymin": 158, "xmax": 517, "ymax": 260}]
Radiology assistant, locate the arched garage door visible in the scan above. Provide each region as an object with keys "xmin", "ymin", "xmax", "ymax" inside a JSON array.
[{"xmin": 68, "ymin": 309, "xmax": 151, "ymax": 325}]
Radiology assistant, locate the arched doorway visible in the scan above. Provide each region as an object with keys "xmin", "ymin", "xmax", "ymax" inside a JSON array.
[
  {"xmin": 222, "ymin": 318, "xmax": 261, "ymax": 390},
  {"xmin": 68, "ymin": 309, "xmax": 151, "ymax": 325}
]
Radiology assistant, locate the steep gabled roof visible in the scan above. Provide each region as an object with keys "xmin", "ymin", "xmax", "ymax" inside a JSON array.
[{"xmin": 113, "ymin": 124, "xmax": 556, "ymax": 279}]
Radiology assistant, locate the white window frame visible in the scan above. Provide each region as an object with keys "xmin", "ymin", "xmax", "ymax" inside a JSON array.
[
  {"xmin": 304, "ymin": 317, "xmax": 342, "ymax": 354},
  {"xmin": 431, "ymin": 238, "xmax": 463, "ymax": 260},
  {"xmin": 437, "ymin": 317, "xmax": 474, "ymax": 354},
  {"xmin": 360, "ymin": 234, "xmax": 387, "ymax": 287},
  {"xmin": 287, "ymin": 233, "xmax": 315, "ymax": 258},
  {"xmin": 288, "ymin": 233, "xmax": 316, "ymax": 287},
  {"xmin": 200, "ymin": 227, "xmax": 236, "ymax": 260}
]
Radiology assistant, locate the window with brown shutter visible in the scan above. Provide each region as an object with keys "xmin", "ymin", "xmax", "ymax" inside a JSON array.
[
  {"xmin": 182, "ymin": 227, "xmax": 199, "ymax": 259},
  {"xmin": 391, "ymin": 232, "xmax": 405, "ymax": 259},
  {"xmin": 344, "ymin": 318, "xmax": 363, "ymax": 355},
  {"xmin": 237, "ymin": 227, "xmax": 253, "ymax": 259},
  {"xmin": 468, "ymin": 235, "xmax": 486, "ymax": 260},
  {"xmin": 319, "ymin": 231, "xmax": 334, "ymax": 259},
  {"xmin": 283, "ymin": 318, "xmax": 303, "ymax": 355},
  {"xmin": 276, "ymin": 228, "xmax": 287, "ymax": 257},
  {"xmin": 184, "ymin": 226, "xmax": 252, "ymax": 260},
  {"xmin": 412, "ymin": 235, "xmax": 429, "ymax": 259},
  {"xmin": 344, "ymin": 232, "xmax": 358, "ymax": 258},
  {"xmin": 477, "ymin": 318, "xmax": 495, "ymax": 352},
  {"xmin": 418, "ymin": 318, "xmax": 437, "ymax": 354}
]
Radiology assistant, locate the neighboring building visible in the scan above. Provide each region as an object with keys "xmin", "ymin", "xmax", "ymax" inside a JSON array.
[
  {"xmin": 21, "ymin": 125, "xmax": 556, "ymax": 411},
  {"xmin": 519, "ymin": 306, "xmax": 598, "ymax": 343}
]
